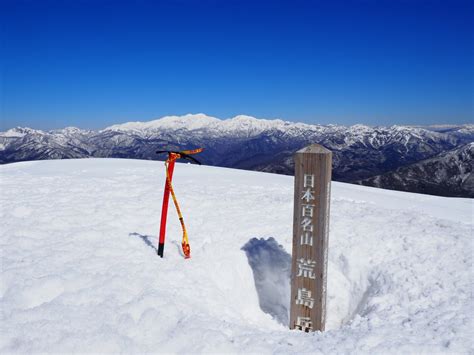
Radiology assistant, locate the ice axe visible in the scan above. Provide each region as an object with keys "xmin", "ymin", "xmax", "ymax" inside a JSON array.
[{"xmin": 156, "ymin": 148, "xmax": 203, "ymax": 258}]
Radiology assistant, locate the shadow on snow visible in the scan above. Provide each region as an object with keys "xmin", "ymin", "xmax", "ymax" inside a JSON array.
[
  {"xmin": 129, "ymin": 232, "xmax": 157, "ymax": 253},
  {"xmin": 129, "ymin": 232, "xmax": 184, "ymax": 257},
  {"xmin": 241, "ymin": 237, "xmax": 291, "ymax": 326}
]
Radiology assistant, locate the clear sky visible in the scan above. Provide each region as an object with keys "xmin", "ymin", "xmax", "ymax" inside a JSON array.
[{"xmin": 2, "ymin": 0, "xmax": 473, "ymax": 130}]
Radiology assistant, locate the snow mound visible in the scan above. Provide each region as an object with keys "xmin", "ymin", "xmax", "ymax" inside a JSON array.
[{"xmin": 1, "ymin": 159, "xmax": 472, "ymax": 353}]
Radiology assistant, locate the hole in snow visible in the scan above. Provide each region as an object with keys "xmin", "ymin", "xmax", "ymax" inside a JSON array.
[
  {"xmin": 241, "ymin": 237, "xmax": 291, "ymax": 325},
  {"xmin": 241, "ymin": 239, "xmax": 380, "ymax": 330},
  {"xmin": 326, "ymin": 254, "xmax": 381, "ymax": 329}
]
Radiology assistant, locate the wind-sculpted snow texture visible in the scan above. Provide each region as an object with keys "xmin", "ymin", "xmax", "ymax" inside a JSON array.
[
  {"xmin": 1, "ymin": 114, "xmax": 473, "ymax": 196},
  {"xmin": 1, "ymin": 159, "xmax": 472, "ymax": 353}
]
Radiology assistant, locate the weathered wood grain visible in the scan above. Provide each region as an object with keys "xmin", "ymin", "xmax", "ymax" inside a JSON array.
[{"xmin": 289, "ymin": 144, "xmax": 332, "ymax": 332}]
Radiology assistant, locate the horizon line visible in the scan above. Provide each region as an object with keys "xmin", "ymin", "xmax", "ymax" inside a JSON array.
[{"xmin": 2, "ymin": 113, "xmax": 473, "ymax": 132}]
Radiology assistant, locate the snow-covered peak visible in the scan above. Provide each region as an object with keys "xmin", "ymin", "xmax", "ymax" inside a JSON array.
[
  {"xmin": 101, "ymin": 113, "xmax": 465, "ymax": 142},
  {"xmin": 219, "ymin": 115, "xmax": 288, "ymax": 135},
  {"xmin": 50, "ymin": 127, "xmax": 89, "ymax": 135},
  {"xmin": 347, "ymin": 124, "xmax": 374, "ymax": 134},
  {"xmin": 389, "ymin": 124, "xmax": 423, "ymax": 132},
  {"xmin": 231, "ymin": 114, "xmax": 259, "ymax": 121},
  {"xmin": 1, "ymin": 127, "xmax": 44, "ymax": 137},
  {"xmin": 227, "ymin": 114, "xmax": 286, "ymax": 126},
  {"xmin": 152, "ymin": 113, "xmax": 221, "ymax": 130},
  {"xmin": 105, "ymin": 113, "xmax": 300, "ymax": 138},
  {"xmin": 105, "ymin": 113, "xmax": 221, "ymax": 132}
]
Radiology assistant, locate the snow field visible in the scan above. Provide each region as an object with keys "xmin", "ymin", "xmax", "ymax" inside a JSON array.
[{"xmin": 1, "ymin": 158, "xmax": 472, "ymax": 353}]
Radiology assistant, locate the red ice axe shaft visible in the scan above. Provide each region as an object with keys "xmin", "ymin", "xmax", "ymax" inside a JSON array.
[
  {"xmin": 157, "ymin": 154, "xmax": 175, "ymax": 257},
  {"xmin": 156, "ymin": 148, "xmax": 203, "ymax": 258}
]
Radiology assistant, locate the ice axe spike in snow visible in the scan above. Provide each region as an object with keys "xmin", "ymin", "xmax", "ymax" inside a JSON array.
[{"xmin": 156, "ymin": 148, "xmax": 203, "ymax": 259}]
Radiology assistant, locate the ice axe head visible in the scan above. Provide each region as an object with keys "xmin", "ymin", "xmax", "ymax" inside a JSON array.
[{"xmin": 155, "ymin": 149, "xmax": 203, "ymax": 165}]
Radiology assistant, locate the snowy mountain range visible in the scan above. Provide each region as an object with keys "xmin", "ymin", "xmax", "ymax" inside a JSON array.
[{"xmin": 1, "ymin": 113, "xmax": 473, "ymax": 197}]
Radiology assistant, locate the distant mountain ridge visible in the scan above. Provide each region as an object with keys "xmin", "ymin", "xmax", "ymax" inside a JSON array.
[
  {"xmin": 1, "ymin": 114, "xmax": 473, "ymax": 197},
  {"xmin": 358, "ymin": 142, "xmax": 474, "ymax": 197}
]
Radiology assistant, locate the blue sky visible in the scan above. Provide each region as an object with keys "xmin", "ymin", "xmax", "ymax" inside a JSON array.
[{"xmin": 2, "ymin": 0, "xmax": 473, "ymax": 130}]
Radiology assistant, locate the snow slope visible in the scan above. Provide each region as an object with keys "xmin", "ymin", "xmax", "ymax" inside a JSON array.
[{"xmin": 1, "ymin": 159, "xmax": 472, "ymax": 353}]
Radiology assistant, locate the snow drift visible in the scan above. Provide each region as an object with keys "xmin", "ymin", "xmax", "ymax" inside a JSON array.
[{"xmin": 1, "ymin": 159, "xmax": 472, "ymax": 353}]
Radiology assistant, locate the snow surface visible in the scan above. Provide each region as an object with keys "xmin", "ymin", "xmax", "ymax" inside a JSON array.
[{"xmin": 1, "ymin": 159, "xmax": 472, "ymax": 353}]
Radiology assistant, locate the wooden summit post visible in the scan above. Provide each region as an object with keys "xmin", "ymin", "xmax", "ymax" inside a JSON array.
[{"xmin": 290, "ymin": 144, "xmax": 332, "ymax": 332}]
